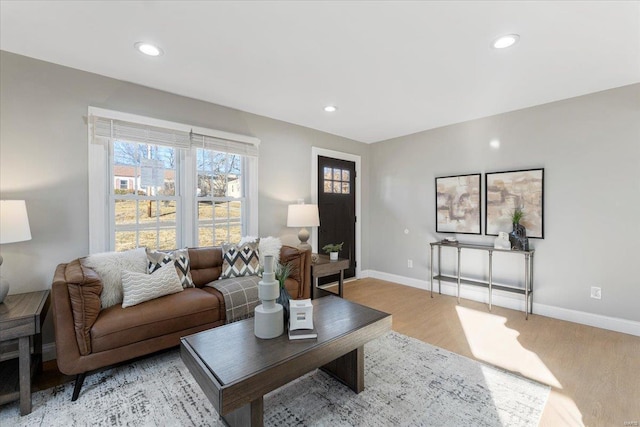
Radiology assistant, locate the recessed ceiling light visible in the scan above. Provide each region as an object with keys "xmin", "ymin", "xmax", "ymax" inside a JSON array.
[
  {"xmin": 490, "ymin": 139, "xmax": 501, "ymax": 149},
  {"xmin": 492, "ymin": 34, "xmax": 520, "ymax": 49},
  {"xmin": 324, "ymin": 105, "xmax": 337, "ymax": 113},
  {"xmin": 134, "ymin": 42, "xmax": 163, "ymax": 57}
]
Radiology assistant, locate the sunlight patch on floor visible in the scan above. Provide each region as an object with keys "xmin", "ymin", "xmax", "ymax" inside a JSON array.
[{"xmin": 455, "ymin": 305, "xmax": 562, "ymax": 389}]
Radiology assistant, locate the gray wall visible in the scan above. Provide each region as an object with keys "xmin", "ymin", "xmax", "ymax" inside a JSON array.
[
  {"xmin": 0, "ymin": 51, "xmax": 369, "ymax": 348},
  {"xmin": 369, "ymin": 83, "xmax": 640, "ymax": 322},
  {"xmin": 2, "ymin": 49, "xmax": 638, "ymax": 355}
]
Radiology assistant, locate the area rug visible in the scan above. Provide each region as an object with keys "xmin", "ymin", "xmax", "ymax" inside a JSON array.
[{"xmin": 0, "ymin": 332, "xmax": 549, "ymax": 426}]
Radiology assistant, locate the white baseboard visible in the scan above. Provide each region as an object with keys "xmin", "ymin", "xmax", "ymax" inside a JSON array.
[
  {"xmin": 0, "ymin": 342, "xmax": 57, "ymax": 362},
  {"xmin": 361, "ymin": 269, "xmax": 640, "ymax": 337}
]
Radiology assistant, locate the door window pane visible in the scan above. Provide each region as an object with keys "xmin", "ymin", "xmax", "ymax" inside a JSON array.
[
  {"xmin": 324, "ymin": 167, "xmax": 332, "ymax": 180},
  {"xmin": 323, "ymin": 167, "xmax": 352, "ymax": 195}
]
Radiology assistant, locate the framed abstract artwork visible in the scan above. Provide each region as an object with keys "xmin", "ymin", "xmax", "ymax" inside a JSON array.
[
  {"xmin": 435, "ymin": 173, "xmax": 481, "ymax": 234},
  {"xmin": 485, "ymin": 168, "xmax": 544, "ymax": 238}
]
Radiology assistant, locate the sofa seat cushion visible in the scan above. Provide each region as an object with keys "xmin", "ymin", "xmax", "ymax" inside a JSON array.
[{"xmin": 91, "ymin": 288, "xmax": 221, "ymax": 353}]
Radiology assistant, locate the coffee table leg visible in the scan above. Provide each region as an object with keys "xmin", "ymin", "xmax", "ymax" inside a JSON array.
[
  {"xmin": 321, "ymin": 346, "xmax": 364, "ymax": 393},
  {"xmin": 223, "ymin": 397, "xmax": 263, "ymax": 427}
]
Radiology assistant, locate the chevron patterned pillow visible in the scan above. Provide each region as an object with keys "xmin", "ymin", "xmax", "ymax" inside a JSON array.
[
  {"xmin": 146, "ymin": 248, "xmax": 195, "ymax": 288},
  {"xmin": 221, "ymin": 242, "xmax": 260, "ymax": 279}
]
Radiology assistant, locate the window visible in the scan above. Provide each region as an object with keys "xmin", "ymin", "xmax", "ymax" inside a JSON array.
[
  {"xmin": 118, "ymin": 179, "xmax": 129, "ymax": 190},
  {"xmin": 112, "ymin": 141, "xmax": 179, "ymax": 251},
  {"xmin": 196, "ymin": 149, "xmax": 244, "ymax": 246},
  {"xmin": 88, "ymin": 107, "xmax": 259, "ymax": 253},
  {"xmin": 323, "ymin": 167, "xmax": 350, "ymax": 194}
]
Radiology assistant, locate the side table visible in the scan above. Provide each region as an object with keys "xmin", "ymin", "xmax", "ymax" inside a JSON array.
[
  {"xmin": 311, "ymin": 255, "xmax": 349, "ymax": 299},
  {"xmin": 0, "ymin": 290, "xmax": 50, "ymax": 415}
]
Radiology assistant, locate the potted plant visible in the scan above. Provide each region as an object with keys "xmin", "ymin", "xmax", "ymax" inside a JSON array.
[
  {"xmin": 509, "ymin": 208, "xmax": 529, "ymax": 250},
  {"xmin": 276, "ymin": 261, "xmax": 296, "ymax": 327},
  {"xmin": 511, "ymin": 207, "xmax": 524, "ymax": 226},
  {"xmin": 322, "ymin": 242, "xmax": 344, "ymax": 261}
]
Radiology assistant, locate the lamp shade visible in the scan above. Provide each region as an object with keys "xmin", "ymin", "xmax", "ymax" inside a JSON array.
[
  {"xmin": 287, "ymin": 204, "xmax": 320, "ymax": 227},
  {"xmin": 0, "ymin": 200, "xmax": 32, "ymax": 244}
]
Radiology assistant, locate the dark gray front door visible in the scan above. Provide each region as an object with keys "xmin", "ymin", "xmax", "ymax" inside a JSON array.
[{"xmin": 317, "ymin": 156, "xmax": 356, "ymax": 284}]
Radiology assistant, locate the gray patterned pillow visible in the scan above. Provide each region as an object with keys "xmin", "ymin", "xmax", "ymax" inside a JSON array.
[
  {"xmin": 221, "ymin": 242, "xmax": 260, "ymax": 279},
  {"xmin": 146, "ymin": 248, "xmax": 195, "ymax": 288}
]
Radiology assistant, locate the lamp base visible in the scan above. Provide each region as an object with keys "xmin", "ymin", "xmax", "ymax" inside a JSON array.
[
  {"xmin": 297, "ymin": 242, "xmax": 312, "ymax": 252},
  {"xmin": 297, "ymin": 227, "xmax": 312, "ymax": 253},
  {"xmin": 0, "ymin": 275, "xmax": 9, "ymax": 304}
]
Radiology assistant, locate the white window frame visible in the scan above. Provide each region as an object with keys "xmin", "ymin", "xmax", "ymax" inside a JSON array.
[{"xmin": 88, "ymin": 107, "xmax": 259, "ymax": 253}]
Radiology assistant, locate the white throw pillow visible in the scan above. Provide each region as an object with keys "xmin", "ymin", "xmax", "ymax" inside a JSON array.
[
  {"xmin": 238, "ymin": 235, "xmax": 258, "ymax": 246},
  {"xmin": 82, "ymin": 248, "xmax": 148, "ymax": 309},
  {"xmin": 121, "ymin": 262, "xmax": 183, "ymax": 308},
  {"xmin": 258, "ymin": 236, "xmax": 282, "ymax": 267}
]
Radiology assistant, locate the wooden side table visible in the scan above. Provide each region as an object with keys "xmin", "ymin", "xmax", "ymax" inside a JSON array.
[
  {"xmin": 311, "ymin": 255, "xmax": 350, "ymax": 299},
  {"xmin": 0, "ymin": 290, "xmax": 50, "ymax": 415}
]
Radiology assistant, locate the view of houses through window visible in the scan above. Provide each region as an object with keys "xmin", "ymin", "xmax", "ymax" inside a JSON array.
[
  {"xmin": 111, "ymin": 141, "xmax": 245, "ymax": 252},
  {"xmin": 196, "ymin": 148, "xmax": 244, "ymax": 246},
  {"xmin": 112, "ymin": 141, "xmax": 179, "ymax": 251}
]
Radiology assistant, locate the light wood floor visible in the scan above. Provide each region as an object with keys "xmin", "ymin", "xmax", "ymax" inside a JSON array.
[{"xmin": 340, "ymin": 278, "xmax": 640, "ymax": 427}]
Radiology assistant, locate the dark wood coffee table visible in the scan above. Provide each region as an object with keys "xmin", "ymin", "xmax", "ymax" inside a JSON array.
[{"xmin": 180, "ymin": 295, "xmax": 391, "ymax": 427}]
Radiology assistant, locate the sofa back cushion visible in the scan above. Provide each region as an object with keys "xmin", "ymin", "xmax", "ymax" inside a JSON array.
[
  {"xmin": 187, "ymin": 245, "xmax": 310, "ymax": 297},
  {"xmin": 188, "ymin": 247, "xmax": 223, "ymax": 287}
]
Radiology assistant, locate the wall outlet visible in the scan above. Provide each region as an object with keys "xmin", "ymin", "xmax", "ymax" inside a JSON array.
[
  {"xmin": 407, "ymin": 259, "xmax": 413, "ymax": 268},
  {"xmin": 590, "ymin": 286, "xmax": 602, "ymax": 300}
]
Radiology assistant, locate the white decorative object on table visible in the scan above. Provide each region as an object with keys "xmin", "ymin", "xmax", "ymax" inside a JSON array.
[
  {"xmin": 494, "ymin": 232, "xmax": 511, "ymax": 249},
  {"xmin": 289, "ymin": 299, "xmax": 313, "ymax": 331},
  {"xmin": 254, "ymin": 255, "xmax": 284, "ymax": 339},
  {"xmin": 0, "ymin": 200, "xmax": 32, "ymax": 304}
]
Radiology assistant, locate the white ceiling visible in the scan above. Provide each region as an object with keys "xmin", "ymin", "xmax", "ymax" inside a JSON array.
[{"xmin": 1, "ymin": 1, "xmax": 639, "ymax": 143}]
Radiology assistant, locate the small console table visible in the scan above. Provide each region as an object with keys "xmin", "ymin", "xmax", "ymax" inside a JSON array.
[
  {"xmin": 311, "ymin": 255, "xmax": 350, "ymax": 299},
  {"xmin": 0, "ymin": 290, "xmax": 50, "ymax": 415},
  {"xmin": 429, "ymin": 242, "xmax": 534, "ymax": 319}
]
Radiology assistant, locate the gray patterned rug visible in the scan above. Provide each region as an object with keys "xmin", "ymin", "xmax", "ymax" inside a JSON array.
[{"xmin": 0, "ymin": 332, "xmax": 549, "ymax": 426}]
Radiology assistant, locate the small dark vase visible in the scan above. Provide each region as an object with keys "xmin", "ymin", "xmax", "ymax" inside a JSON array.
[
  {"xmin": 509, "ymin": 222, "xmax": 529, "ymax": 251},
  {"xmin": 277, "ymin": 286, "xmax": 291, "ymax": 329}
]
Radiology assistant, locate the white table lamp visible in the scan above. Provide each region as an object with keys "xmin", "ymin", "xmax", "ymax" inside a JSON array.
[
  {"xmin": 287, "ymin": 203, "xmax": 320, "ymax": 252},
  {"xmin": 0, "ymin": 200, "xmax": 32, "ymax": 303}
]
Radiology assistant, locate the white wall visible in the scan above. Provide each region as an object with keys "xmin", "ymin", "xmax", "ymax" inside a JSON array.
[
  {"xmin": 0, "ymin": 51, "xmax": 369, "ymax": 348},
  {"xmin": 369, "ymin": 84, "xmax": 640, "ymax": 325}
]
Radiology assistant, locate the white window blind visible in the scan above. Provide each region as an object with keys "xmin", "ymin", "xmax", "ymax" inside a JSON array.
[
  {"xmin": 93, "ymin": 117, "xmax": 191, "ymax": 149},
  {"xmin": 189, "ymin": 134, "xmax": 259, "ymax": 157}
]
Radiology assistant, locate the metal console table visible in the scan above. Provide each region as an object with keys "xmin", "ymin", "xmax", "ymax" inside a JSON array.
[{"xmin": 429, "ymin": 242, "xmax": 534, "ymax": 319}]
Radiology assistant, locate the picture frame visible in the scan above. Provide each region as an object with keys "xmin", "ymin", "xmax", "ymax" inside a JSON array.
[
  {"xmin": 485, "ymin": 168, "xmax": 544, "ymax": 238},
  {"xmin": 435, "ymin": 173, "xmax": 481, "ymax": 235}
]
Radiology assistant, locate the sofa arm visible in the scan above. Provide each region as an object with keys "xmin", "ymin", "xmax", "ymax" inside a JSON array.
[
  {"xmin": 280, "ymin": 246, "xmax": 311, "ymax": 299},
  {"xmin": 52, "ymin": 260, "xmax": 103, "ymax": 359}
]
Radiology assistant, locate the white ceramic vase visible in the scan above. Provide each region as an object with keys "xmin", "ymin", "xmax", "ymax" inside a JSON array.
[{"xmin": 0, "ymin": 276, "xmax": 9, "ymax": 304}]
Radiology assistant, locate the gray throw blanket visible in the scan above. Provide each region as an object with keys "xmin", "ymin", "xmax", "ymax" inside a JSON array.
[{"xmin": 207, "ymin": 275, "xmax": 260, "ymax": 323}]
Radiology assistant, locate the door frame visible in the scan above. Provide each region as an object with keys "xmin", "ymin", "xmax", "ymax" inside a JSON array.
[{"xmin": 311, "ymin": 147, "xmax": 361, "ymax": 279}]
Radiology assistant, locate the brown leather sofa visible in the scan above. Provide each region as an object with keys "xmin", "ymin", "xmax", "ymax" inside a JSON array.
[{"xmin": 51, "ymin": 245, "xmax": 311, "ymax": 401}]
